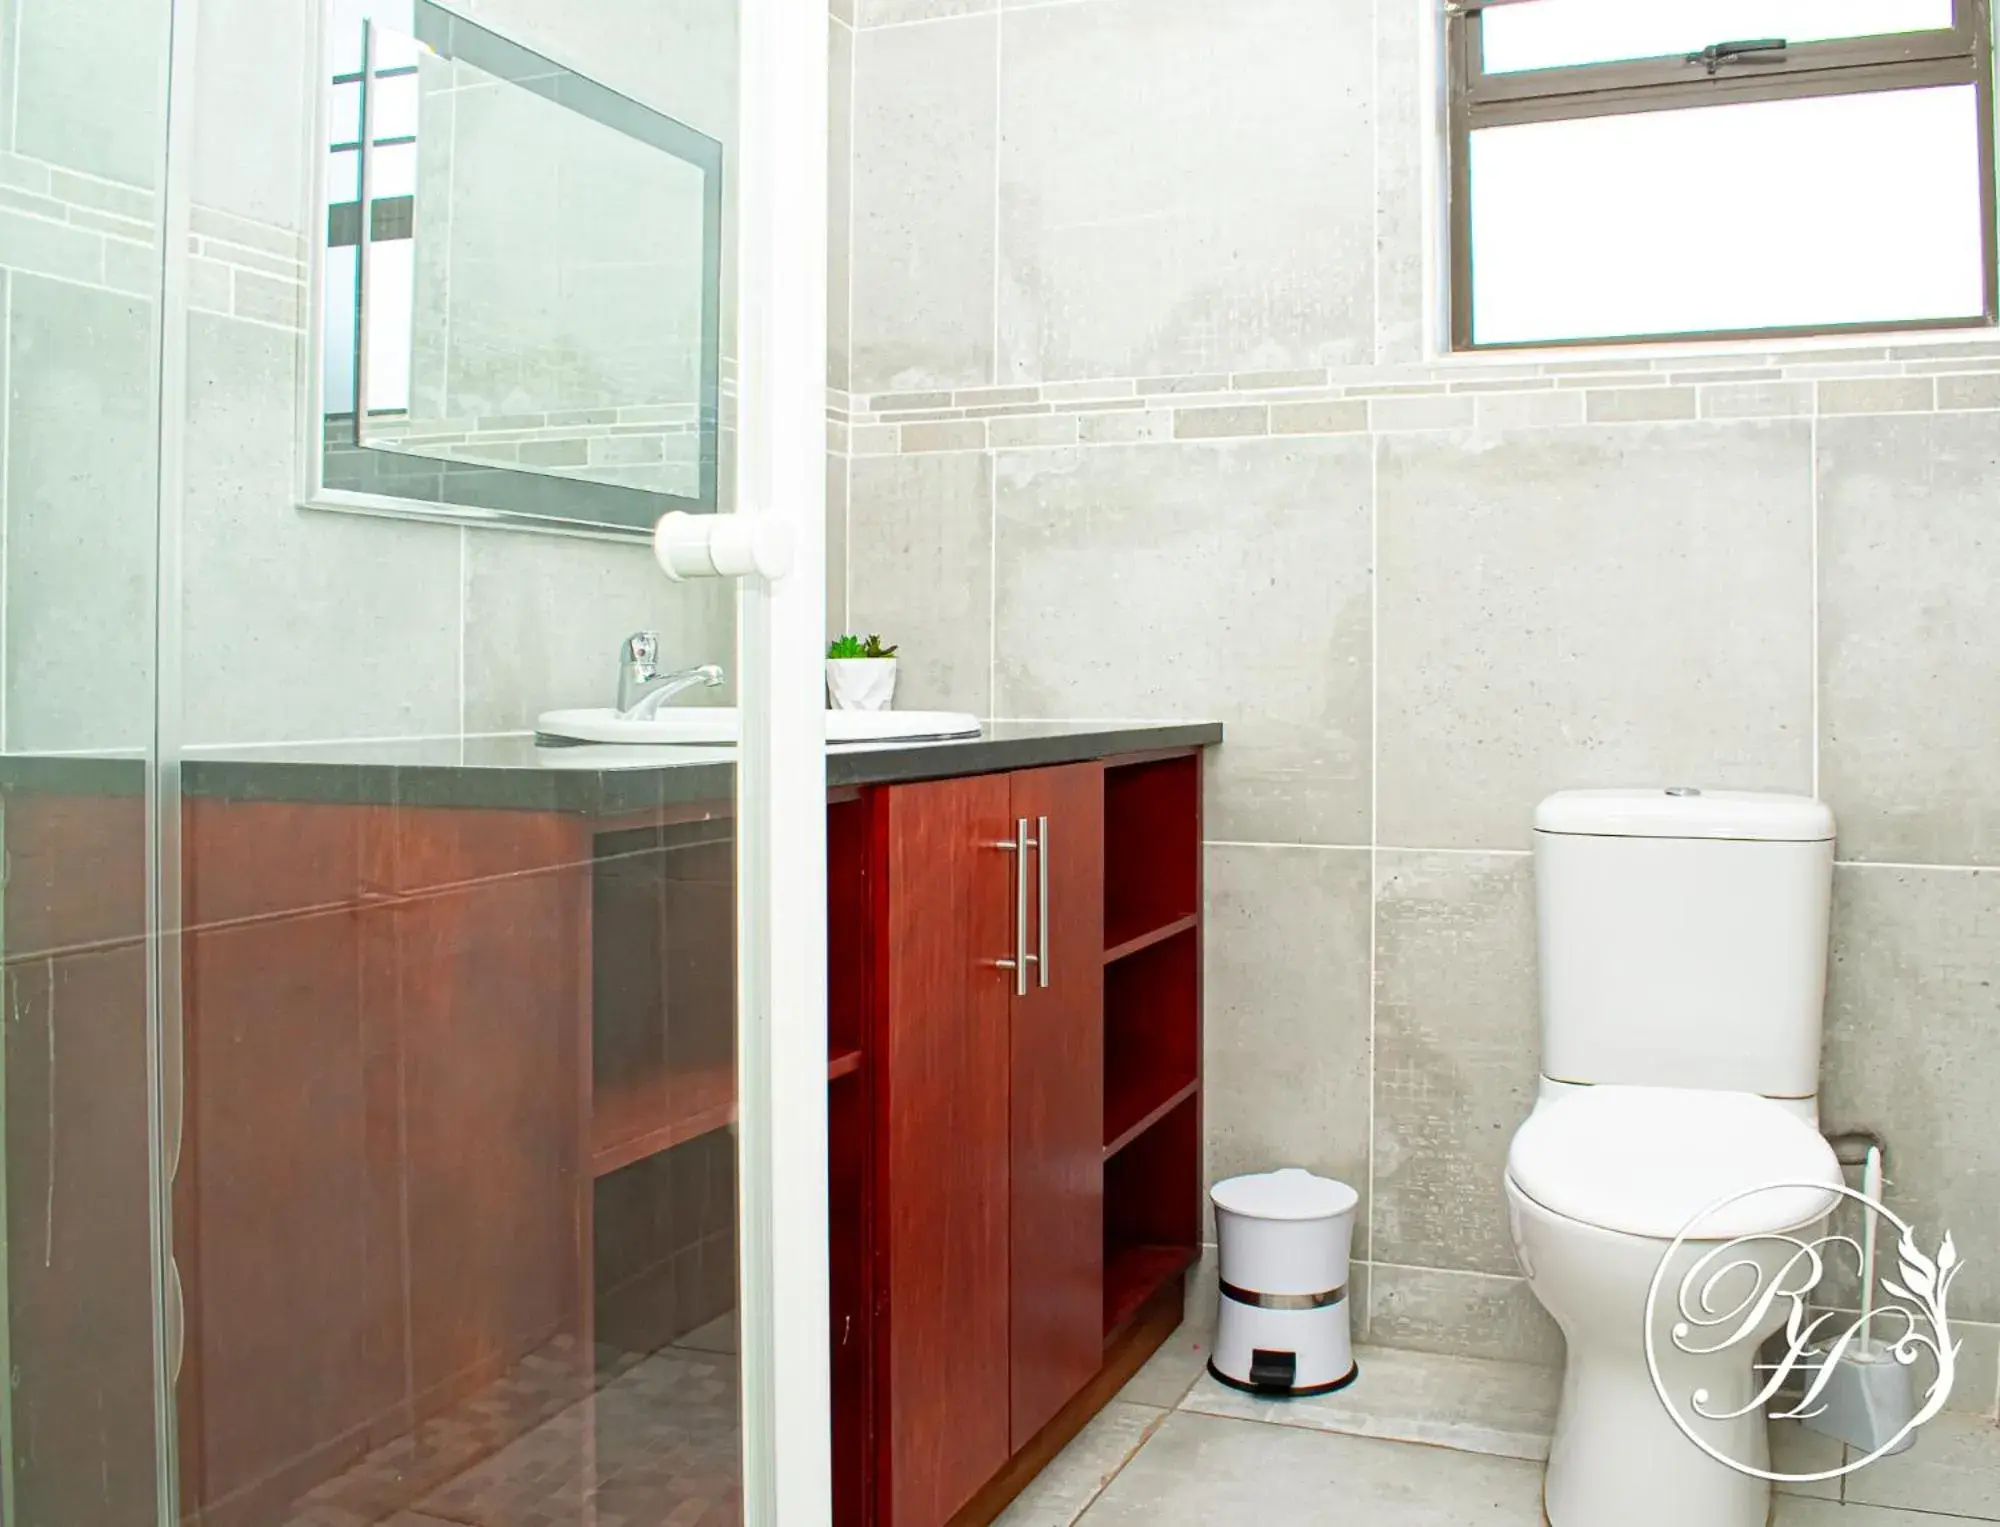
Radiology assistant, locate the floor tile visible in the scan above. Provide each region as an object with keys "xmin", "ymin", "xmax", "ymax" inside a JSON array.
[
  {"xmin": 673, "ymin": 1309, "xmax": 740, "ymax": 1355},
  {"xmin": 1844, "ymin": 1409, "xmax": 2000, "ymax": 1521},
  {"xmin": 1180, "ymin": 1344, "xmax": 1559, "ymax": 1463},
  {"xmin": 1770, "ymin": 1419, "xmax": 1846, "ymax": 1502},
  {"xmin": 1116, "ymin": 1324, "xmax": 1212, "ymax": 1409},
  {"xmin": 1076, "ymin": 1412, "xmax": 1546, "ymax": 1525},
  {"xmin": 1775, "ymin": 1498, "xmax": 1971, "ymax": 1524},
  {"xmin": 994, "ymin": 1401, "xmax": 1167, "ymax": 1527}
]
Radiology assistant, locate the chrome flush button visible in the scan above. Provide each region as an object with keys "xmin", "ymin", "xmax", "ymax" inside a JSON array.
[{"xmin": 1665, "ymin": 787, "xmax": 1703, "ymax": 797}]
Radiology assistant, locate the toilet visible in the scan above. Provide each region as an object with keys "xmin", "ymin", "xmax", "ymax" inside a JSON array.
[{"xmin": 1507, "ymin": 789, "xmax": 1845, "ymax": 1527}]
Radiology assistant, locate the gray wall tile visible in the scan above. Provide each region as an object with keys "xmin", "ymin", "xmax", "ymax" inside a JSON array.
[
  {"xmin": 4, "ymin": 274, "xmax": 158, "ymax": 751},
  {"xmin": 1823, "ymin": 865, "xmax": 2000, "ymax": 1325},
  {"xmin": 191, "ymin": 0, "xmax": 312, "ymax": 229},
  {"xmin": 997, "ymin": 0, "xmax": 1372, "ymax": 383},
  {"xmin": 1819, "ymin": 412, "xmax": 2000, "ymax": 866},
  {"xmin": 1365, "ymin": 1263, "xmax": 1564, "ymax": 1369},
  {"xmin": 851, "ymin": 15, "xmax": 997, "ymax": 391},
  {"xmin": 828, "ymin": 16, "xmax": 854, "ymax": 392},
  {"xmin": 1203, "ymin": 845, "xmax": 1373, "ymax": 1244},
  {"xmin": 993, "ymin": 437, "xmax": 1372, "ymax": 846},
  {"xmin": 1378, "ymin": 421, "xmax": 1814, "ymax": 850},
  {"xmin": 178, "ymin": 314, "xmax": 461, "ymax": 744},
  {"xmin": 12, "ymin": 0, "xmax": 168, "ymax": 190},
  {"xmin": 462, "ymin": 530, "xmax": 733, "ymax": 734},
  {"xmin": 848, "ymin": 451, "xmax": 993, "ymax": 712},
  {"xmin": 1372, "ymin": 0, "xmax": 1425, "ymax": 366},
  {"xmin": 1372, "ymin": 851, "xmax": 1538, "ymax": 1277},
  {"xmin": 827, "ymin": 452, "xmax": 850, "ymax": 639}
]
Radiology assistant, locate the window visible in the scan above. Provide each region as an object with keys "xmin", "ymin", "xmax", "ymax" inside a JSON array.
[
  {"xmin": 1447, "ymin": 0, "xmax": 1998, "ymax": 348},
  {"xmin": 323, "ymin": 0, "xmax": 422, "ymax": 417}
]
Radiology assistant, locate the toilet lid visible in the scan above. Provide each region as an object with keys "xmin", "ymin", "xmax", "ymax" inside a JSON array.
[{"xmin": 1507, "ymin": 1085, "xmax": 1841, "ymax": 1240}]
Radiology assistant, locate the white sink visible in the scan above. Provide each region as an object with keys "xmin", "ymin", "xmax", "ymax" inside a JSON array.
[{"xmin": 536, "ymin": 706, "xmax": 983, "ymax": 748}]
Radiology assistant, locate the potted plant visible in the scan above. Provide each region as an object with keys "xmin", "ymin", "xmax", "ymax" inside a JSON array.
[{"xmin": 826, "ymin": 634, "xmax": 900, "ymax": 711}]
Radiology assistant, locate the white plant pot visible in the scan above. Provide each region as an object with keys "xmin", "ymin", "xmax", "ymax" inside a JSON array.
[{"xmin": 826, "ymin": 657, "xmax": 898, "ymax": 712}]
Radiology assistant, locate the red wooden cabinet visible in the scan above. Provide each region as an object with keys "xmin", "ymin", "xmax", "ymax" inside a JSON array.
[
  {"xmin": 875, "ymin": 774, "xmax": 1016, "ymax": 1527},
  {"xmin": 863, "ymin": 757, "xmax": 1201, "ymax": 1527},
  {"xmin": 1005, "ymin": 766, "xmax": 1105, "ymax": 1451}
]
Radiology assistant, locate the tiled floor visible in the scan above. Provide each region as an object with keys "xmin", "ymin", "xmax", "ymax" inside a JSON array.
[
  {"xmin": 1001, "ymin": 1333, "xmax": 2000, "ymax": 1527},
  {"xmin": 282, "ymin": 1320, "xmax": 745, "ymax": 1527}
]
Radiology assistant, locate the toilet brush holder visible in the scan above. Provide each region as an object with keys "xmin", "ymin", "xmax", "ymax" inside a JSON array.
[{"xmin": 1796, "ymin": 1339, "xmax": 1917, "ymax": 1455}]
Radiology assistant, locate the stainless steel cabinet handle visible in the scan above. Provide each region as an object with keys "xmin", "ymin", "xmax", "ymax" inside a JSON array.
[
  {"xmin": 994, "ymin": 818, "xmax": 1038, "ymax": 995},
  {"xmin": 1037, "ymin": 815, "xmax": 1050, "ymax": 989}
]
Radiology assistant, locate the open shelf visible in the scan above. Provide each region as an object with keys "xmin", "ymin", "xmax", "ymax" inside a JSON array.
[
  {"xmin": 592, "ymin": 1065, "xmax": 734, "ymax": 1179},
  {"xmin": 592, "ymin": 1049, "xmax": 865, "ymax": 1178},
  {"xmin": 1104, "ymin": 1081, "xmax": 1197, "ymax": 1162},
  {"xmin": 1103, "ymin": 927, "xmax": 1199, "ymax": 1157},
  {"xmin": 1103, "ymin": 756, "xmax": 1200, "ymax": 953},
  {"xmin": 1103, "ymin": 1242, "xmax": 1197, "ymax": 1342},
  {"xmin": 1104, "ymin": 913, "xmax": 1197, "ymax": 967},
  {"xmin": 1103, "ymin": 1090, "xmax": 1200, "ymax": 1344}
]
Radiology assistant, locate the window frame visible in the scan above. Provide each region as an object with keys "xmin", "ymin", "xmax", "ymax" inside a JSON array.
[{"xmin": 1446, "ymin": 0, "xmax": 2000, "ymax": 350}]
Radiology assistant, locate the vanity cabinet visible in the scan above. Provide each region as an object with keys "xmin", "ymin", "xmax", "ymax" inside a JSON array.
[
  {"xmin": 870, "ymin": 765, "xmax": 1106, "ymax": 1525},
  {"xmin": 0, "ymin": 727, "xmax": 1212, "ymax": 1527},
  {"xmin": 846, "ymin": 749, "xmax": 1202, "ymax": 1527}
]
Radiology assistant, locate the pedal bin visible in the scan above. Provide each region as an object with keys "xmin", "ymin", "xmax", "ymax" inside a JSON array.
[{"xmin": 1209, "ymin": 1168, "xmax": 1359, "ymax": 1397}]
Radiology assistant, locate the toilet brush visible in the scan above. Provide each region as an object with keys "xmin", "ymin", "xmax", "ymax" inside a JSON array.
[{"xmin": 1797, "ymin": 1147, "xmax": 1918, "ymax": 1456}]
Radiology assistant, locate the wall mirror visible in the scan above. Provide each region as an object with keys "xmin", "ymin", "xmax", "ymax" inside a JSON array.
[{"xmin": 306, "ymin": 0, "xmax": 724, "ymax": 534}]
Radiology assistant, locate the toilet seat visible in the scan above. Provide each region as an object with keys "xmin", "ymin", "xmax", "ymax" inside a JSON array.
[{"xmin": 1507, "ymin": 1084, "xmax": 1841, "ymax": 1240}]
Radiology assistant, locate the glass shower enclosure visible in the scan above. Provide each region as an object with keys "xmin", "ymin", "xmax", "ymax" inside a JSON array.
[{"xmin": 0, "ymin": 1, "xmax": 830, "ymax": 1523}]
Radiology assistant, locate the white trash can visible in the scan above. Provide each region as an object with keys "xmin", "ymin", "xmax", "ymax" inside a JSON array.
[{"xmin": 1209, "ymin": 1168, "xmax": 1360, "ymax": 1397}]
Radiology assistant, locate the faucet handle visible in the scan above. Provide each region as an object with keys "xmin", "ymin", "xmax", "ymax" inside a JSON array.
[{"xmin": 623, "ymin": 631, "xmax": 660, "ymax": 673}]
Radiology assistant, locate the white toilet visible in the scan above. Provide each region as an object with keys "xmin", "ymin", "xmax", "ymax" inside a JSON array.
[{"xmin": 1507, "ymin": 789, "xmax": 1845, "ymax": 1527}]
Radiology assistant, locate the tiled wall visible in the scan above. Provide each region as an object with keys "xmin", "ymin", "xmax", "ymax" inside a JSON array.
[
  {"xmin": 0, "ymin": 0, "xmax": 733, "ymax": 755},
  {"xmin": 828, "ymin": 0, "xmax": 2000, "ymax": 1415}
]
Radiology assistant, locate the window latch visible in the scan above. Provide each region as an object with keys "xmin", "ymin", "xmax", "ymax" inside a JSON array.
[{"xmin": 1685, "ymin": 38, "xmax": 1788, "ymax": 75}]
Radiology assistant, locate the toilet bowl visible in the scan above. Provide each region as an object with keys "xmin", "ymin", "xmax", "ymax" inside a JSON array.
[
  {"xmin": 1508, "ymin": 1084, "xmax": 1842, "ymax": 1527},
  {"xmin": 1515, "ymin": 789, "xmax": 1840, "ymax": 1525}
]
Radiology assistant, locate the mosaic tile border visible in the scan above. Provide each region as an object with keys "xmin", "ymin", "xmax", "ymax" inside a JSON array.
[{"xmin": 823, "ymin": 340, "xmax": 2000, "ymax": 453}]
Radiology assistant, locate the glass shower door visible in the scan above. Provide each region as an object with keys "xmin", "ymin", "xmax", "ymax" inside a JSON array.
[
  {"xmin": 0, "ymin": 0, "xmax": 831, "ymax": 1522},
  {"xmin": 0, "ymin": 0, "xmax": 179, "ymax": 1523}
]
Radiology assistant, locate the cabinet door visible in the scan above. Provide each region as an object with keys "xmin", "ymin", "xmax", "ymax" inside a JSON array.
[
  {"xmin": 1008, "ymin": 764, "xmax": 1106, "ymax": 1448},
  {"xmin": 878, "ymin": 775, "xmax": 1014, "ymax": 1527}
]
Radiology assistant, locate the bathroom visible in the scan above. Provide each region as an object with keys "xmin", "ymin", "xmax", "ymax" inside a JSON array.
[{"xmin": 1, "ymin": 0, "xmax": 1996, "ymax": 1523}]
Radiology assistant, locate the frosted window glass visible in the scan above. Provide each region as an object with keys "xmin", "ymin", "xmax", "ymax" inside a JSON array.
[
  {"xmin": 371, "ymin": 74, "xmax": 419, "ymax": 140},
  {"xmin": 329, "ymin": 0, "xmax": 368, "ymax": 76},
  {"xmin": 326, "ymin": 148, "xmax": 360, "ymax": 204},
  {"xmin": 1469, "ymin": 86, "xmax": 1986, "ymax": 345},
  {"xmin": 330, "ymin": 82, "xmax": 362, "ymax": 145},
  {"xmin": 1484, "ymin": 0, "xmax": 1955, "ymax": 74},
  {"xmin": 368, "ymin": 142, "xmax": 418, "ymax": 199},
  {"xmin": 371, "ymin": 24, "xmax": 422, "ymax": 73},
  {"xmin": 364, "ymin": 240, "xmax": 414, "ymax": 414},
  {"xmin": 323, "ymin": 245, "xmax": 360, "ymax": 411}
]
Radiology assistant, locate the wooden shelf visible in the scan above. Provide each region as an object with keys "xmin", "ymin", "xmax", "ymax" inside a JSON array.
[
  {"xmin": 1103, "ymin": 1243, "xmax": 1196, "ymax": 1344},
  {"xmin": 1103, "ymin": 914, "xmax": 1198, "ymax": 966},
  {"xmin": 1104, "ymin": 1078, "xmax": 1198, "ymax": 1162},
  {"xmin": 592, "ymin": 1065, "xmax": 734, "ymax": 1178},
  {"xmin": 1103, "ymin": 755, "xmax": 1200, "ymax": 954},
  {"xmin": 592, "ymin": 1049, "xmax": 865, "ymax": 1178}
]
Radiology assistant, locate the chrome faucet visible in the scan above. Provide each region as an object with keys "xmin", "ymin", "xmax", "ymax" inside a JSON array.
[{"xmin": 616, "ymin": 631, "xmax": 725, "ymax": 720}]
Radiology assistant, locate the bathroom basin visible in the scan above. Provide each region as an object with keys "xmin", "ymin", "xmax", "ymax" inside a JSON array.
[{"xmin": 535, "ymin": 707, "xmax": 983, "ymax": 747}]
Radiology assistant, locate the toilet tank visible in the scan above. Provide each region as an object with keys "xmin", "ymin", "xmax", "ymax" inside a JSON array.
[{"xmin": 1535, "ymin": 789, "xmax": 1835, "ymax": 1099}]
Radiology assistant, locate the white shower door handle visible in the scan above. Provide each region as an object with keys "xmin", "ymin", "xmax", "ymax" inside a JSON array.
[{"xmin": 654, "ymin": 510, "xmax": 796, "ymax": 582}]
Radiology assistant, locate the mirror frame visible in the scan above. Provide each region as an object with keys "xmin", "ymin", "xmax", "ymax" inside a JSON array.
[{"xmin": 298, "ymin": 0, "xmax": 726, "ymax": 538}]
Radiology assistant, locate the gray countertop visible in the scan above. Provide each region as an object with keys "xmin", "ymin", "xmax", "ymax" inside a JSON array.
[{"xmin": 0, "ymin": 721, "xmax": 1223, "ymax": 817}]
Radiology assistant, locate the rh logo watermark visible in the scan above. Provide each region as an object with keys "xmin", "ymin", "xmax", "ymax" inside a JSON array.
[{"xmin": 1643, "ymin": 1183, "xmax": 1963, "ymax": 1485}]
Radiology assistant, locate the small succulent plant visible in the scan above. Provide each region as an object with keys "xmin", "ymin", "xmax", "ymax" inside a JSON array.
[{"xmin": 827, "ymin": 634, "xmax": 899, "ymax": 660}]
